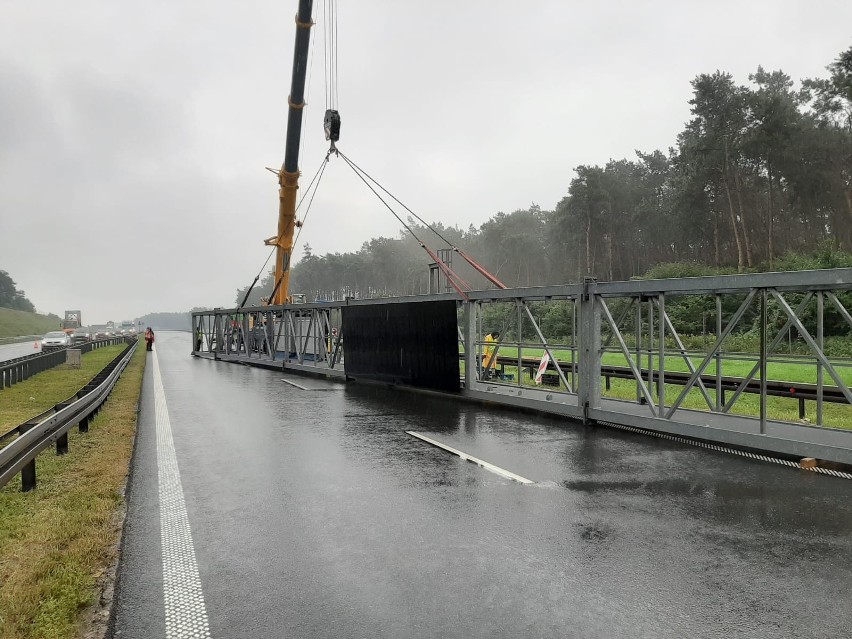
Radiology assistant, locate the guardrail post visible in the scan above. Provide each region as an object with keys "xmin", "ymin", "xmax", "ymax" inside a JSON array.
[
  {"xmin": 19, "ymin": 423, "xmax": 37, "ymax": 491},
  {"xmin": 578, "ymin": 277, "xmax": 601, "ymax": 424},
  {"xmin": 56, "ymin": 432, "xmax": 69, "ymax": 455},
  {"xmin": 463, "ymin": 301, "xmax": 476, "ymax": 389},
  {"xmin": 21, "ymin": 461, "xmax": 36, "ymax": 491},
  {"xmin": 54, "ymin": 401, "xmax": 72, "ymax": 454},
  {"xmin": 79, "ymin": 415, "xmax": 90, "ymax": 433}
]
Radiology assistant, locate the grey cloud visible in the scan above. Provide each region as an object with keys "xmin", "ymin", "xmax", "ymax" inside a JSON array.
[{"xmin": 1, "ymin": 0, "xmax": 851, "ymax": 322}]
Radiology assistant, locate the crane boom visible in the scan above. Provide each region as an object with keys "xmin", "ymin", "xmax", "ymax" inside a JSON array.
[{"xmin": 267, "ymin": 0, "xmax": 314, "ymax": 305}]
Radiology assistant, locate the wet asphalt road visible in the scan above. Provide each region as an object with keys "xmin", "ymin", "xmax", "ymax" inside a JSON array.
[
  {"xmin": 0, "ymin": 340, "xmax": 40, "ymax": 362},
  {"xmin": 112, "ymin": 332, "xmax": 852, "ymax": 639}
]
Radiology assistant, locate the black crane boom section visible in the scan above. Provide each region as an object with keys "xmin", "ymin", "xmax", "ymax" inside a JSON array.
[{"xmin": 283, "ymin": 0, "xmax": 314, "ymax": 174}]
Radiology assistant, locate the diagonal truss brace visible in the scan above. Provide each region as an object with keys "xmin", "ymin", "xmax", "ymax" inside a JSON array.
[
  {"xmin": 721, "ymin": 292, "xmax": 813, "ymax": 413},
  {"xmin": 521, "ymin": 301, "xmax": 574, "ymax": 393},
  {"xmin": 329, "ymin": 326, "xmax": 344, "ymax": 368},
  {"xmin": 600, "ymin": 298, "xmax": 636, "ymax": 353},
  {"xmin": 599, "ymin": 298, "xmax": 656, "ymax": 413},
  {"xmin": 651, "ymin": 298, "xmax": 714, "ymax": 411},
  {"xmin": 771, "ymin": 290, "xmax": 852, "ymax": 405},
  {"xmin": 665, "ymin": 290, "xmax": 757, "ymax": 419},
  {"xmin": 827, "ymin": 292, "xmax": 852, "ymax": 329}
]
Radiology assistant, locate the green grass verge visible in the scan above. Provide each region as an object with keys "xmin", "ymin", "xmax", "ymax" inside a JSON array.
[
  {"xmin": 0, "ymin": 340, "xmax": 145, "ymax": 639},
  {"xmin": 598, "ymin": 377, "xmax": 852, "ymax": 429},
  {"xmin": 482, "ymin": 344, "xmax": 852, "ymax": 386},
  {"xmin": 477, "ymin": 360, "xmax": 852, "ymax": 429},
  {"xmin": 598, "ymin": 350, "xmax": 852, "ymax": 387},
  {"xmin": 0, "ymin": 345, "xmax": 127, "ymax": 435},
  {"xmin": 0, "ymin": 307, "xmax": 62, "ymax": 339}
]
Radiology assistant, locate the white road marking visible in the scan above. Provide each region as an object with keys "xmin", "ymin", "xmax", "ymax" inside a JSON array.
[
  {"xmin": 406, "ymin": 431, "xmax": 534, "ymax": 485},
  {"xmin": 280, "ymin": 377, "xmax": 341, "ymax": 391},
  {"xmin": 152, "ymin": 350, "xmax": 213, "ymax": 639},
  {"xmin": 280, "ymin": 377, "xmax": 310, "ymax": 390}
]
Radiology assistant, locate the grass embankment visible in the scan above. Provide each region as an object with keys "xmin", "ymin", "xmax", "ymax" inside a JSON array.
[
  {"xmin": 0, "ymin": 341, "xmax": 145, "ymax": 639},
  {"xmin": 0, "ymin": 307, "xmax": 61, "ymax": 339}
]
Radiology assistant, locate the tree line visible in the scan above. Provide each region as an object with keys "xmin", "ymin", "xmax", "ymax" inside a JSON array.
[
  {"xmin": 237, "ymin": 45, "xmax": 852, "ymax": 305},
  {"xmin": 0, "ymin": 270, "xmax": 36, "ymax": 313}
]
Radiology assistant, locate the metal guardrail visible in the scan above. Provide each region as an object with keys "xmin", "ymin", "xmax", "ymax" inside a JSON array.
[
  {"xmin": 0, "ymin": 339, "xmax": 137, "ymax": 491},
  {"xmin": 0, "ymin": 338, "xmax": 127, "ymax": 390},
  {"xmin": 0, "ymin": 348, "xmax": 69, "ymax": 388}
]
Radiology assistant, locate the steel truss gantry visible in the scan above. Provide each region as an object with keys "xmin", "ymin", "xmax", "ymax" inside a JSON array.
[
  {"xmin": 193, "ymin": 269, "xmax": 852, "ymax": 464},
  {"xmin": 192, "ymin": 304, "xmax": 345, "ymax": 376}
]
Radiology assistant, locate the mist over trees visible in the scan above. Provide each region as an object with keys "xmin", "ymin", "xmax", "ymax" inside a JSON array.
[
  {"xmin": 137, "ymin": 311, "xmax": 197, "ymax": 331},
  {"xmin": 237, "ymin": 46, "xmax": 852, "ymax": 304},
  {"xmin": 0, "ymin": 270, "xmax": 36, "ymax": 312}
]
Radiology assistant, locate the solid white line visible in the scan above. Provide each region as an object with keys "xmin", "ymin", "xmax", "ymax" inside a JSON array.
[
  {"xmin": 152, "ymin": 350, "xmax": 213, "ymax": 639},
  {"xmin": 406, "ymin": 431, "xmax": 534, "ymax": 485},
  {"xmin": 280, "ymin": 377, "xmax": 310, "ymax": 390}
]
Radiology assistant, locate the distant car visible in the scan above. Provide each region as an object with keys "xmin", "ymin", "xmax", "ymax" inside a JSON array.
[
  {"xmin": 41, "ymin": 331, "xmax": 71, "ymax": 350},
  {"xmin": 71, "ymin": 328, "xmax": 92, "ymax": 344},
  {"xmin": 94, "ymin": 330, "xmax": 109, "ymax": 339}
]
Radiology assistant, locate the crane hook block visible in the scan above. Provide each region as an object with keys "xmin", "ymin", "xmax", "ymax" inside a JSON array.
[{"xmin": 324, "ymin": 109, "xmax": 341, "ymax": 142}]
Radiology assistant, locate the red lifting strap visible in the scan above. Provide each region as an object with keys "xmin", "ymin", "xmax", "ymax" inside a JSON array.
[
  {"xmin": 454, "ymin": 248, "xmax": 508, "ymax": 290},
  {"xmin": 421, "ymin": 244, "xmax": 471, "ymax": 301}
]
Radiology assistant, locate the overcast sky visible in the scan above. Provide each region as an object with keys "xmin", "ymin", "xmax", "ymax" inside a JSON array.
[{"xmin": 1, "ymin": 1, "xmax": 850, "ymax": 323}]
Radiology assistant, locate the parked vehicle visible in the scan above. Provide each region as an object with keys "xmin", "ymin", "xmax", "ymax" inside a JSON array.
[{"xmin": 41, "ymin": 331, "xmax": 71, "ymax": 350}]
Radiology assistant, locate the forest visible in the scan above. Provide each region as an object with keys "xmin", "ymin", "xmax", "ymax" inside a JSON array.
[
  {"xmin": 237, "ymin": 46, "xmax": 852, "ymax": 305},
  {"xmin": 0, "ymin": 270, "xmax": 35, "ymax": 312}
]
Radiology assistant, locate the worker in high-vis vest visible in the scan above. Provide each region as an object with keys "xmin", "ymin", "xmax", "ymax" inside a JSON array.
[{"xmin": 483, "ymin": 331, "xmax": 500, "ymax": 376}]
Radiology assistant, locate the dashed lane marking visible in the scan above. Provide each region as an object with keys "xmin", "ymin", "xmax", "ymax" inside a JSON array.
[
  {"xmin": 152, "ymin": 349, "xmax": 213, "ymax": 639},
  {"xmin": 280, "ymin": 377, "xmax": 310, "ymax": 390},
  {"xmin": 280, "ymin": 377, "xmax": 341, "ymax": 391},
  {"xmin": 407, "ymin": 431, "xmax": 534, "ymax": 484}
]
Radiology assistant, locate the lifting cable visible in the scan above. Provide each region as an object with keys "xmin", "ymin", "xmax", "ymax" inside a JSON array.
[
  {"xmin": 336, "ymin": 151, "xmax": 473, "ymax": 300},
  {"xmin": 323, "ymin": 0, "xmax": 339, "ymax": 112},
  {"xmin": 336, "ymin": 150, "xmax": 507, "ymax": 290},
  {"xmin": 238, "ymin": 152, "xmax": 331, "ymax": 309},
  {"xmin": 322, "ymin": 0, "xmax": 341, "ymax": 148}
]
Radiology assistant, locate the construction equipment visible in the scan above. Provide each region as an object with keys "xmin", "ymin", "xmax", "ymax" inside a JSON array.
[
  {"xmin": 264, "ymin": 0, "xmax": 314, "ymax": 305},
  {"xmin": 61, "ymin": 310, "xmax": 82, "ymax": 334}
]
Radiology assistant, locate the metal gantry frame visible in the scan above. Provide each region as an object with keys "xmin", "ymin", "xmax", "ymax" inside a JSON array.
[
  {"xmin": 192, "ymin": 303, "xmax": 346, "ymax": 376},
  {"xmin": 194, "ymin": 269, "xmax": 852, "ymax": 464}
]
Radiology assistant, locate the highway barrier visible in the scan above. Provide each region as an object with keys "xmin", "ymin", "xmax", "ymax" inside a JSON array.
[
  {"xmin": 0, "ymin": 337, "xmax": 128, "ymax": 390},
  {"xmin": 0, "ymin": 340, "xmax": 137, "ymax": 491}
]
